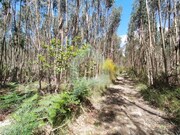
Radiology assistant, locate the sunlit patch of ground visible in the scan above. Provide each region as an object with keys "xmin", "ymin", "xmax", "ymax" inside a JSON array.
[{"xmin": 68, "ymin": 75, "xmax": 175, "ymax": 135}]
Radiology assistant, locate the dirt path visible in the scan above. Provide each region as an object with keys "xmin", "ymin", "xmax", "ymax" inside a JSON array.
[{"xmin": 68, "ymin": 76, "xmax": 176, "ymax": 135}]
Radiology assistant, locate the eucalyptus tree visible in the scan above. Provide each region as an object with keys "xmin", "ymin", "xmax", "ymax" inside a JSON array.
[
  {"xmin": 126, "ymin": 0, "xmax": 180, "ymax": 85},
  {"xmin": 0, "ymin": 0, "xmax": 122, "ymax": 90},
  {"xmin": 126, "ymin": 0, "xmax": 149, "ymax": 79}
]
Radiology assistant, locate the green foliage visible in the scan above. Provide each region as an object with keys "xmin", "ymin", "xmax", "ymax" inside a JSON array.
[
  {"xmin": 109, "ymin": 7, "xmax": 122, "ymax": 30},
  {"xmin": 139, "ymin": 85, "xmax": 180, "ymax": 125},
  {"xmin": 72, "ymin": 78, "xmax": 90, "ymax": 100},
  {"xmin": 89, "ymin": 74, "xmax": 111, "ymax": 94},
  {"xmin": 39, "ymin": 92, "xmax": 79, "ymax": 125},
  {"xmin": 1, "ymin": 76, "xmax": 103, "ymax": 134},
  {"xmin": 0, "ymin": 92, "xmax": 21, "ymax": 111},
  {"xmin": 0, "ymin": 81, "xmax": 46, "ymax": 112},
  {"xmin": 0, "ymin": 68, "xmax": 111, "ymax": 134},
  {"xmin": 0, "ymin": 94, "xmax": 40, "ymax": 135},
  {"xmin": 69, "ymin": 44, "xmax": 91, "ymax": 80},
  {"xmin": 0, "ymin": 92, "xmax": 80, "ymax": 134},
  {"xmin": 124, "ymin": 68, "xmax": 148, "ymax": 83},
  {"xmin": 39, "ymin": 38, "xmax": 91, "ymax": 78}
]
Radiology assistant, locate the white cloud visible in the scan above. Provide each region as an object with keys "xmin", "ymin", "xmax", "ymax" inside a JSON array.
[
  {"xmin": 120, "ymin": 35, "xmax": 127, "ymax": 47},
  {"xmin": 119, "ymin": 35, "xmax": 127, "ymax": 57}
]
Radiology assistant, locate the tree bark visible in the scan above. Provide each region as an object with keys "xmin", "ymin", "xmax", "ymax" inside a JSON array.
[
  {"xmin": 146, "ymin": 0, "xmax": 154, "ymax": 85},
  {"xmin": 157, "ymin": 0, "xmax": 168, "ymax": 84}
]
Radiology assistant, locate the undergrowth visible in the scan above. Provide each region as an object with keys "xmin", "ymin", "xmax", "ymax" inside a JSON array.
[
  {"xmin": 137, "ymin": 83, "xmax": 180, "ymax": 126},
  {"xmin": 0, "ymin": 82, "xmax": 39, "ymax": 113},
  {"xmin": 0, "ymin": 75, "xmax": 110, "ymax": 135},
  {"xmin": 89, "ymin": 74, "xmax": 111, "ymax": 94},
  {"xmin": 1, "ymin": 94, "xmax": 41, "ymax": 135}
]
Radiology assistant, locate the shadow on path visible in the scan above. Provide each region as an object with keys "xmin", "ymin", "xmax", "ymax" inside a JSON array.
[
  {"xmin": 95, "ymin": 76, "xmax": 174, "ymax": 135},
  {"xmin": 68, "ymin": 76, "xmax": 175, "ymax": 135}
]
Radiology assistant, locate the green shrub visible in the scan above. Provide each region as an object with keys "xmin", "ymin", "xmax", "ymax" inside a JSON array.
[
  {"xmin": 71, "ymin": 75, "xmax": 110, "ymax": 100},
  {"xmin": 0, "ymin": 75, "xmax": 111, "ymax": 134},
  {"xmin": 72, "ymin": 78, "xmax": 90, "ymax": 100},
  {"xmin": 38, "ymin": 92, "xmax": 79, "ymax": 126},
  {"xmin": 140, "ymin": 86, "xmax": 180, "ymax": 125},
  {"xmin": 87, "ymin": 75, "xmax": 111, "ymax": 105},
  {"xmin": 1, "ymin": 77, "xmax": 94, "ymax": 134},
  {"xmin": 89, "ymin": 74, "xmax": 110, "ymax": 93}
]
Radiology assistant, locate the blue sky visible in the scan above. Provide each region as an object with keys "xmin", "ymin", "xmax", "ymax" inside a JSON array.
[
  {"xmin": 115, "ymin": 0, "xmax": 133, "ymax": 36},
  {"xmin": 114, "ymin": 0, "xmax": 133, "ymax": 46}
]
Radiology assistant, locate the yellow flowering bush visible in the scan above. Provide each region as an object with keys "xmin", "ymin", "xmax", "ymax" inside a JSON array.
[{"xmin": 103, "ymin": 58, "xmax": 117, "ymax": 81}]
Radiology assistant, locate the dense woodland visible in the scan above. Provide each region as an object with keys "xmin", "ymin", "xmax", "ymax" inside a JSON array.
[
  {"xmin": 126, "ymin": 0, "xmax": 180, "ymax": 86},
  {"xmin": 0, "ymin": 0, "xmax": 122, "ymax": 90},
  {"xmin": 0, "ymin": 0, "xmax": 180, "ymax": 134}
]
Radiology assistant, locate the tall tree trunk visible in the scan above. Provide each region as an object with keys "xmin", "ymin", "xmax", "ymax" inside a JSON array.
[
  {"xmin": 146, "ymin": 0, "xmax": 154, "ymax": 85},
  {"xmin": 157, "ymin": 0, "xmax": 168, "ymax": 83},
  {"xmin": 173, "ymin": 0, "xmax": 180, "ymax": 81},
  {"xmin": 35, "ymin": 0, "xmax": 42, "ymax": 93}
]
